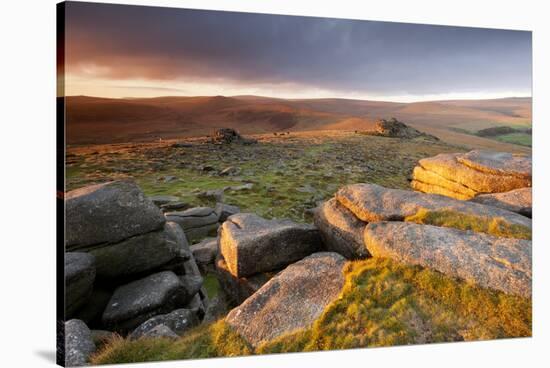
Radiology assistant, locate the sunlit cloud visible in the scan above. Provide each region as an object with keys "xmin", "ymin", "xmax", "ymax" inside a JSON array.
[{"xmin": 63, "ymin": 2, "xmax": 532, "ymax": 101}]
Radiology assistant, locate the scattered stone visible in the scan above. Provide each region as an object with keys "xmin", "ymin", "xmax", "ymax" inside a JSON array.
[
  {"xmin": 129, "ymin": 309, "xmax": 199, "ymax": 340},
  {"xmin": 226, "ymin": 183, "xmax": 253, "ymax": 191},
  {"xmin": 296, "ymin": 184, "xmax": 316, "ymax": 193},
  {"xmin": 215, "ymin": 203, "xmax": 240, "ymax": 222},
  {"xmin": 158, "ymin": 175, "xmax": 178, "ymax": 183},
  {"xmin": 219, "ymin": 166, "xmax": 240, "ymax": 176},
  {"xmin": 65, "ymin": 252, "xmax": 96, "ymax": 317},
  {"xmin": 198, "ymin": 188, "xmax": 224, "ymax": 202},
  {"xmin": 364, "ymin": 222, "xmax": 531, "ymax": 298},
  {"xmin": 471, "ymin": 187, "xmax": 532, "ymax": 218},
  {"xmin": 165, "ymin": 207, "xmax": 220, "ymax": 243},
  {"xmin": 160, "ymin": 201, "xmax": 190, "ymax": 212},
  {"xmin": 140, "ymin": 325, "xmax": 179, "ymax": 339},
  {"xmin": 219, "ymin": 213, "xmax": 322, "ymax": 278},
  {"xmin": 65, "ymin": 319, "xmax": 96, "ymax": 367},
  {"xmin": 215, "ymin": 256, "xmax": 276, "ymax": 306},
  {"xmin": 66, "ymin": 181, "xmax": 165, "ymax": 249},
  {"xmin": 190, "ymin": 238, "xmax": 218, "ymax": 266},
  {"xmin": 314, "ymin": 198, "xmax": 369, "ymax": 259},
  {"xmin": 102, "ymin": 271, "xmax": 195, "ymax": 332},
  {"xmin": 148, "ymin": 195, "xmax": 180, "ymax": 206},
  {"xmin": 225, "ymin": 252, "xmax": 346, "ymax": 347},
  {"xmin": 200, "ymin": 165, "xmax": 216, "ymax": 172},
  {"xmin": 336, "ymin": 183, "xmax": 531, "ymax": 231}
]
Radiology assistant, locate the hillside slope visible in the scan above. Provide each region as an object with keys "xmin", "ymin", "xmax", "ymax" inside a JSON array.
[{"xmin": 64, "ymin": 95, "xmax": 531, "ymax": 151}]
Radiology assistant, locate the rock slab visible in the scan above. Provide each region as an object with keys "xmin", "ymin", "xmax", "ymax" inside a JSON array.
[
  {"xmin": 66, "ymin": 181, "xmax": 165, "ymax": 249},
  {"xmin": 65, "ymin": 319, "xmax": 96, "ymax": 367},
  {"xmin": 85, "ymin": 222, "xmax": 184, "ymax": 279},
  {"xmin": 165, "ymin": 206, "xmax": 220, "ymax": 242},
  {"xmin": 336, "ymin": 183, "xmax": 531, "ymax": 232},
  {"xmin": 190, "ymin": 238, "xmax": 218, "ymax": 266},
  {"xmin": 471, "ymin": 187, "xmax": 532, "ymax": 218},
  {"xmin": 225, "ymin": 252, "xmax": 346, "ymax": 347},
  {"xmin": 411, "ymin": 151, "xmax": 531, "ymax": 199},
  {"xmin": 129, "ymin": 309, "xmax": 199, "ymax": 340},
  {"xmin": 314, "ymin": 198, "xmax": 369, "ymax": 259},
  {"xmin": 457, "ymin": 150, "xmax": 531, "ymax": 178},
  {"xmin": 65, "ymin": 252, "xmax": 96, "ymax": 317},
  {"xmin": 215, "ymin": 256, "xmax": 276, "ymax": 306},
  {"xmin": 219, "ymin": 213, "xmax": 321, "ymax": 278},
  {"xmin": 102, "ymin": 271, "xmax": 194, "ymax": 332},
  {"xmin": 364, "ymin": 221, "xmax": 531, "ymax": 298}
]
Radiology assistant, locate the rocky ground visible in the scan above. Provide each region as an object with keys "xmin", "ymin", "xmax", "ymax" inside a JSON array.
[
  {"xmin": 62, "ymin": 129, "xmax": 532, "ymax": 366},
  {"xmin": 66, "ymin": 130, "xmax": 461, "ymax": 223}
]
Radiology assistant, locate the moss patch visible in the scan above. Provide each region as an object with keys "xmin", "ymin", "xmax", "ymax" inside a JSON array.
[
  {"xmin": 92, "ymin": 258, "xmax": 531, "ymax": 364},
  {"xmin": 405, "ymin": 209, "xmax": 531, "ymax": 240},
  {"xmin": 203, "ymin": 273, "xmax": 221, "ymax": 299}
]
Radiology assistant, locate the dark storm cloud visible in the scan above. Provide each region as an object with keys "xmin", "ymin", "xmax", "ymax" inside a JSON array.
[{"xmin": 65, "ymin": 1, "xmax": 532, "ymax": 95}]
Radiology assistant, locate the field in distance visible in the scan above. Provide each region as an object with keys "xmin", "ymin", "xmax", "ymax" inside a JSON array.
[{"xmin": 65, "ymin": 95, "xmax": 531, "ymax": 152}]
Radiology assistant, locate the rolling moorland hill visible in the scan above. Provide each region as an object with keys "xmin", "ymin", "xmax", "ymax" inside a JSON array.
[{"xmin": 65, "ymin": 95, "xmax": 531, "ymax": 152}]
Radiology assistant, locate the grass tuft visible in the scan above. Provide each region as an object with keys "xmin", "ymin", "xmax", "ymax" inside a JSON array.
[
  {"xmin": 405, "ymin": 209, "xmax": 531, "ymax": 240},
  {"xmin": 92, "ymin": 258, "xmax": 531, "ymax": 364},
  {"xmin": 91, "ymin": 320, "xmax": 252, "ymax": 365}
]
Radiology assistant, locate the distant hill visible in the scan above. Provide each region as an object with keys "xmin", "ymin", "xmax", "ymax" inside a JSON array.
[{"xmin": 64, "ymin": 95, "xmax": 531, "ymax": 150}]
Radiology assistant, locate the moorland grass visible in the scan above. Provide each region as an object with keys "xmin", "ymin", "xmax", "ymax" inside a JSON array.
[
  {"xmin": 91, "ymin": 320, "xmax": 252, "ymax": 365},
  {"xmin": 92, "ymin": 258, "xmax": 531, "ymax": 364},
  {"xmin": 66, "ymin": 133, "xmax": 462, "ymax": 222},
  {"xmin": 405, "ymin": 209, "xmax": 532, "ymax": 240}
]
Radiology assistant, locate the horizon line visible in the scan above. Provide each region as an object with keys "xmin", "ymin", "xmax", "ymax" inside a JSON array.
[{"xmin": 63, "ymin": 93, "xmax": 533, "ymax": 104}]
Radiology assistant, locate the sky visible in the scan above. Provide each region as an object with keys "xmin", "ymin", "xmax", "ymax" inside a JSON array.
[{"xmin": 62, "ymin": 2, "xmax": 532, "ymax": 102}]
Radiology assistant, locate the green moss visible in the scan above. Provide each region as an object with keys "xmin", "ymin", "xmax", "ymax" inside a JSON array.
[
  {"xmin": 203, "ymin": 273, "xmax": 221, "ymax": 299},
  {"xmin": 405, "ymin": 209, "xmax": 531, "ymax": 240},
  {"xmin": 92, "ymin": 258, "xmax": 531, "ymax": 364}
]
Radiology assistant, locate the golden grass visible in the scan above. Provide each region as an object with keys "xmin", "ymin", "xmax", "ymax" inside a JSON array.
[
  {"xmin": 92, "ymin": 258, "xmax": 531, "ymax": 364},
  {"xmin": 91, "ymin": 320, "xmax": 252, "ymax": 365},
  {"xmin": 405, "ymin": 209, "xmax": 531, "ymax": 240}
]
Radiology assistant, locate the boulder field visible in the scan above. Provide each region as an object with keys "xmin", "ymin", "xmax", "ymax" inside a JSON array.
[
  {"xmin": 63, "ymin": 149, "xmax": 532, "ymax": 361},
  {"xmin": 315, "ymin": 181, "xmax": 531, "ymax": 297},
  {"xmin": 62, "ymin": 180, "xmax": 210, "ymax": 365}
]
